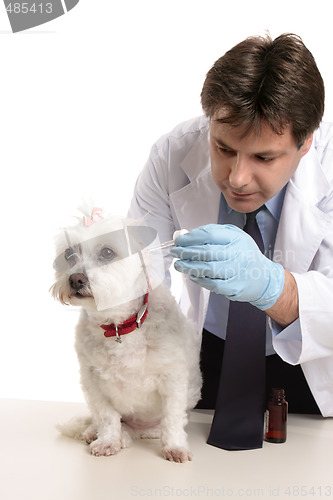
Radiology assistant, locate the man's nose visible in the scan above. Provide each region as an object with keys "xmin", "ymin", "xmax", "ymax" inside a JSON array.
[{"xmin": 229, "ymin": 153, "xmax": 252, "ymax": 189}]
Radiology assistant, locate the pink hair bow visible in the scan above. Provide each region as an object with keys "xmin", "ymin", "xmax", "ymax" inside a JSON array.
[{"xmin": 83, "ymin": 207, "xmax": 104, "ymax": 227}]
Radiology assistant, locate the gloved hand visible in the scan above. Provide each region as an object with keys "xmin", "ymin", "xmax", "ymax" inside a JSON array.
[{"xmin": 170, "ymin": 224, "xmax": 285, "ymax": 311}]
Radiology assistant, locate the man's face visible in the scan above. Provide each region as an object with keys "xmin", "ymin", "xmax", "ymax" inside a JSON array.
[{"xmin": 209, "ymin": 114, "xmax": 313, "ymax": 213}]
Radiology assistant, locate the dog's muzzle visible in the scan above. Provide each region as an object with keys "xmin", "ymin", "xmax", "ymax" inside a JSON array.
[{"xmin": 69, "ymin": 273, "xmax": 93, "ymax": 298}]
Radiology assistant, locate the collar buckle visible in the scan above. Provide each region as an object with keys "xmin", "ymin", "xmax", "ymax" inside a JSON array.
[{"xmin": 136, "ymin": 303, "xmax": 148, "ymax": 328}]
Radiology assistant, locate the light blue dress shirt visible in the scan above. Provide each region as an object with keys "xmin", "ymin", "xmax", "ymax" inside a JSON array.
[{"xmin": 204, "ymin": 186, "xmax": 287, "ymax": 356}]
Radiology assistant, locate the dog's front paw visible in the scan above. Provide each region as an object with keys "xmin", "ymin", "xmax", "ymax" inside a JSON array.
[
  {"xmin": 90, "ymin": 439, "xmax": 121, "ymax": 457},
  {"xmin": 162, "ymin": 446, "xmax": 192, "ymax": 463}
]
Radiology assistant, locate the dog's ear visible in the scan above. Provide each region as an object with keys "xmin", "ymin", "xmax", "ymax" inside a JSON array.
[{"xmin": 126, "ymin": 226, "xmax": 157, "ymax": 253}]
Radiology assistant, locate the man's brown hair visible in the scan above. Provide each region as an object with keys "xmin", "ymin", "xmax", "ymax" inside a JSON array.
[{"xmin": 201, "ymin": 33, "xmax": 325, "ymax": 148}]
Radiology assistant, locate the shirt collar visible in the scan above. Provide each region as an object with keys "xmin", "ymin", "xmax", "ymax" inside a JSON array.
[{"xmin": 265, "ymin": 185, "xmax": 287, "ymax": 221}]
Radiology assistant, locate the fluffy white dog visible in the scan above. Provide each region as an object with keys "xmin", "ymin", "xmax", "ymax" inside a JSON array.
[{"xmin": 51, "ymin": 208, "xmax": 202, "ymax": 462}]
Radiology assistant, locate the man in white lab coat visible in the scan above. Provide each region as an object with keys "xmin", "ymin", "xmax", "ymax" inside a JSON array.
[{"xmin": 129, "ymin": 34, "xmax": 333, "ymax": 417}]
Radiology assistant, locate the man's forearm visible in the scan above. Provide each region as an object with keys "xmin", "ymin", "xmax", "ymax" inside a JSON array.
[{"xmin": 265, "ymin": 270, "xmax": 299, "ymax": 327}]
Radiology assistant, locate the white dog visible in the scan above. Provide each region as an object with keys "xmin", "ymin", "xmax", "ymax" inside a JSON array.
[{"xmin": 51, "ymin": 208, "xmax": 202, "ymax": 462}]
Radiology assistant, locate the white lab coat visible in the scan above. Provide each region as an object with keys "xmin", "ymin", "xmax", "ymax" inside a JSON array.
[{"xmin": 129, "ymin": 116, "xmax": 333, "ymax": 416}]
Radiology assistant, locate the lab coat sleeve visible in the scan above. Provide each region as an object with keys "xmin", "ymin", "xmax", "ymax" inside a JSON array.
[
  {"xmin": 273, "ymin": 200, "xmax": 333, "ymax": 365},
  {"xmin": 272, "ymin": 273, "xmax": 333, "ymax": 365}
]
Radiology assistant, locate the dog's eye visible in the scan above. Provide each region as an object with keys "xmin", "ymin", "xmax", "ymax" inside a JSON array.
[
  {"xmin": 65, "ymin": 247, "xmax": 78, "ymax": 266},
  {"xmin": 100, "ymin": 247, "xmax": 115, "ymax": 261}
]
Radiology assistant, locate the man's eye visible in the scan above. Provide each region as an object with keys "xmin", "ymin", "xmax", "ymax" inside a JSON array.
[
  {"xmin": 256, "ymin": 155, "xmax": 274, "ymax": 162},
  {"xmin": 216, "ymin": 146, "xmax": 236, "ymax": 157},
  {"xmin": 64, "ymin": 247, "xmax": 78, "ymax": 266},
  {"xmin": 217, "ymin": 146, "xmax": 234, "ymax": 154},
  {"xmin": 100, "ymin": 247, "xmax": 115, "ymax": 261}
]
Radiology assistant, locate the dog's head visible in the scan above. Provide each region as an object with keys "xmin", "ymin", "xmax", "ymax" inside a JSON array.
[{"xmin": 51, "ymin": 209, "xmax": 159, "ymax": 312}]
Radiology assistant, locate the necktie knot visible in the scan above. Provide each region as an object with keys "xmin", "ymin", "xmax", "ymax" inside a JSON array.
[{"xmin": 246, "ymin": 205, "xmax": 265, "ymax": 221}]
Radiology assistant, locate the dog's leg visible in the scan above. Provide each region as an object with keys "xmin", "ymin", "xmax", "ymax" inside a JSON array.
[
  {"xmin": 89, "ymin": 406, "xmax": 123, "ymax": 457},
  {"xmin": 81, "ymin": 376, "xmax": 124, "ymax": 456},
  {"xmin": 79, "ymin": 362, "xmax": 129, "ymax": 456},
  {"xmin": 159, "ymin": 378, "xmax": 192, "ymax": 463}
]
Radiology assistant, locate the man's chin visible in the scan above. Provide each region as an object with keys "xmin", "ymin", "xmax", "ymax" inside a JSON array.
[{"xmin": 224, "ymin": 192, "xmax": 264, "ymax": 213}]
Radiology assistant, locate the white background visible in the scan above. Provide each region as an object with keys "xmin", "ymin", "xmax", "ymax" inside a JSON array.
[{"xmin": 0, "ymin": 0, "xmax": 332, "ymax": 402}]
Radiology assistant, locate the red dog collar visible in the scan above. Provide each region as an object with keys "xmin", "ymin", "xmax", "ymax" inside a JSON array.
[{"xmin": 100, "ymin": 292, "xmax": 149, "ymax": 343}]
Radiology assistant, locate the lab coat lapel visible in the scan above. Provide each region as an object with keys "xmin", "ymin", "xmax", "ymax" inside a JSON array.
[
  {"xmin": 170, "ymin": 128, "xmax": 221, "ymax": 231},
  {"xmin": 274, "ymin": 148, "xmax": 331, "ymax": 272}
]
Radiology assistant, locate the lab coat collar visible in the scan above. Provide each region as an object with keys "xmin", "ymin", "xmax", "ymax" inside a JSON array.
[
  {"xmin": 291, "ymin": 141, "xmax": 330, "ymax": 204},
  {"xmin": 170, "ymin": 125, "xmax": 221, "ymax": 231},
  {"xmin": 179, "ymin": 120, "xmax": 211, "ymax": 181}
]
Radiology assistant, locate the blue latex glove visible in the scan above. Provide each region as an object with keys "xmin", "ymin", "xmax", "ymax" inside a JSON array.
[{"xmin": 171, "ymin": 224, "xmax": 285, "ymax": 311}]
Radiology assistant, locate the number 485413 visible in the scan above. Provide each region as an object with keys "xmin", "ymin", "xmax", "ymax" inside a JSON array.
[
  {"xmin": 6, "ymin": 3, "xmax": 53, "ymax": 14},
  {"xmin": 284, "ymin": 486, "xmax": 332, "ymax": 496}
]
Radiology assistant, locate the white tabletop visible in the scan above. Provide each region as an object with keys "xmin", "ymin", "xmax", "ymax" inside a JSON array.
[{"xmin": 1, "ymin": 399, "xmax": 332, "ymax": 500}]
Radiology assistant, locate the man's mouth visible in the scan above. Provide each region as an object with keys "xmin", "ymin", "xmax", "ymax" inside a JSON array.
[{"xmin": 231, "ymin": 190, "xmax": 254, "ymax": 198}]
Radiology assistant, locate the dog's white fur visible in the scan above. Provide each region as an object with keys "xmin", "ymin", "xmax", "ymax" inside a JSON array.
[{"xmin": 51, "ymin": 213, "xmax": 202, "ymax": 462}]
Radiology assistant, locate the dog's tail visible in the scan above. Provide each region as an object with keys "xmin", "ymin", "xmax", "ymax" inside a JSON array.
[{"xmin": 56, "ymin": 416, "xmax": 92, "ymax": 440}]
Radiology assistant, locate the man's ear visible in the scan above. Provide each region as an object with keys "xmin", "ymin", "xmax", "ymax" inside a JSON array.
[{"xmin": 300, "ymin": 133, "xmax": 313, "ymax": 157}]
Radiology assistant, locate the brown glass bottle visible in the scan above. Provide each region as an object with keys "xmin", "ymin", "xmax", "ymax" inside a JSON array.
[{"xmin": 264, "ymin": 388, "xmax": 288, "ymax": 443}]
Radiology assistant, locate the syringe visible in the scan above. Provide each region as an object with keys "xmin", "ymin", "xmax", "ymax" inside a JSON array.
[{"xmin": 146, "ymin": 229, "xmax": 188, "ymax": 253}]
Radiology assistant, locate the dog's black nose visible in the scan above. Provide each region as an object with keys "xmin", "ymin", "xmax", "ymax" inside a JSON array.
[{"xmin": 69, "ymin": 273, "xmax": 88, "ymax": 291}]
